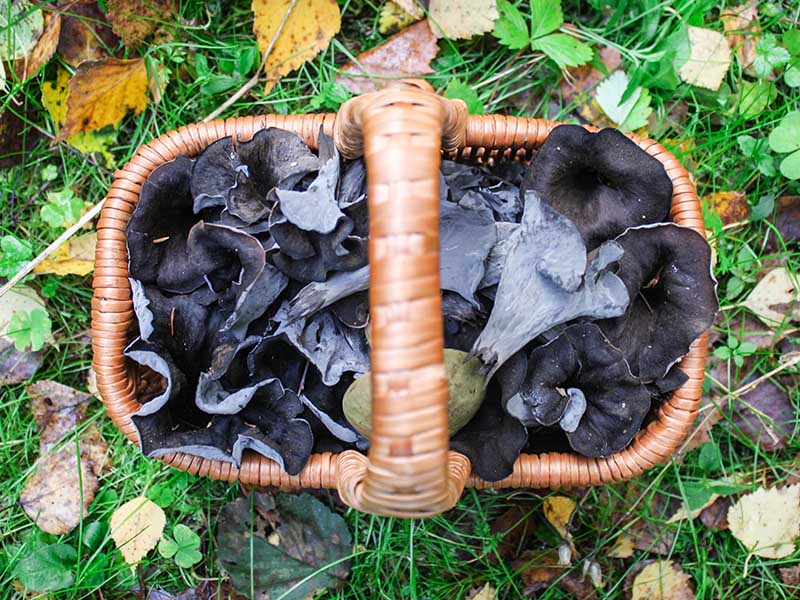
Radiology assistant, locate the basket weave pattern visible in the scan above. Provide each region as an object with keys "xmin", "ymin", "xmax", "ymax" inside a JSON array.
[{"xmin": 92, "ymin": 85, "xmax": 707, "ymax": 517}]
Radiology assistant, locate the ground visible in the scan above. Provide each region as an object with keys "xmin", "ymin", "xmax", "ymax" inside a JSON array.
[{"xmin": 1, "ymin": 0, "xmax": 800, "ymax": 598}]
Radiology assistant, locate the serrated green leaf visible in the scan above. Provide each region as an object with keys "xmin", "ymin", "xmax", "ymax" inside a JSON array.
[
  {"xmin": 0, "ymin": 234, "xmax": 33, "ymax": 278},
  {"xmin": 40, "ymin": 189, "xmax": 84, "ymax": 230},
  {"xmin": 737, "ymin": 134, "xmax": 757, "ymax": 156},
  {"xmin": 444, "ymin": 80, "xmax": 484, "ymax": 114},
  {"xmin": 595, "ymin": 71, "xmax": 653, "ymax": 130},
  {"xmin": 768, "ymin": 111, "xmax": 800, "ymax": 154},
  {"xmin": 494, "ymin": 0, "xmax": 529, "ymax": 50},
  {"xmin": 529, "ymin": 0, "xmax": 563, "ymax": 40},
  {"xmin": 531, "ymin": 33, "xmax": 593, "ymax": 69},
  {"xmin": 13, "ymin": 544, "xmax": 76, "ymax": 592}
]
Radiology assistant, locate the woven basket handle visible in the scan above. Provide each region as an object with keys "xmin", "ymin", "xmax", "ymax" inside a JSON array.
[{"xmin": 332, "ymin": 80, "xmax": 471, "ymax": 517}]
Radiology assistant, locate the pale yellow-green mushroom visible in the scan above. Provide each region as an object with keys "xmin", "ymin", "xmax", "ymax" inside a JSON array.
[{"xmin": 343, "ymin": 348, "xmax": 486, "ymax": 438}]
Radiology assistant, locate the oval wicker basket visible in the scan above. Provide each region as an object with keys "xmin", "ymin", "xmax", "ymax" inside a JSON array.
[{"xmin": 91, "ymin": 81, "xmax": 708, "ymax": 518}]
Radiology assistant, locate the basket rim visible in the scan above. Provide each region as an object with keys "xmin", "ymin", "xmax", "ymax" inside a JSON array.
[{"xmin": 91, "ymin": 112, "xmax": 707, "ymax": 491}]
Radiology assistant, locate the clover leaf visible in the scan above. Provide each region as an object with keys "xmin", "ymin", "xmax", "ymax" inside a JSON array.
[
  {"xmin": 8, "ymin": 308, "xmax": 51, "ymax": 352},
  {"xmin": 768, "ymin": 111, "xmax": 800, "ymax": 180},
  {"xmin": 40, "ymin": 189, "xmax": 84, "ymax": 230},
  {"xmin": 158, "ymin": 524, "xmax": 202, "ymax": 569},
  {"xmin": 0, "ymin": 234, "xmax": 33, "ymax": 278}
]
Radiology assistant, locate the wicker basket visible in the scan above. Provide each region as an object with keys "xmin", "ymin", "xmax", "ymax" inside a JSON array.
[{"xmin": 91, "ymin": 81, "xmax": 708, "ymax": 518}]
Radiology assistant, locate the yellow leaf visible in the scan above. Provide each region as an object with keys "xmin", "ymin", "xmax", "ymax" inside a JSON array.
[
  {"xmin": 41, "ymin": 66, "xmax": 116, "ymax": 167},
  {"xmin": 631, "ymin": 561, "xmax": 695, "ymax": 600},
  {"xmin": 543, "ymin": 495, "xmax": 576, "ymax": 539},
  {"xmin": 252, "ymin": 0, "xmax": 341, "ymax": 94},
  {"xmin": 608, "ymin": 533, "xmax": 635, "ymax": 558},
  {"xmin": 677, "ymin": 26, "xmax": 732, "ymax": 91},
  {"xmin": 428, "ymin": 0, "xmax": 498, "ymax": 40},
  {"xmin": 727, "ymin": 485, "xmax": 800, "ymax": 559},
  {"xmin": 109, "ymin": 496, "xmax": 166, "ymax": 568},
  {"xmin": 469, "ymin": 583, "xmax": 496, "ymax": 600},
  {"xmin": 379, "ymin": 2, "xmax": 419, "ymax": 35},
  {"xmin": 54, "ymin": 57, "xmax": 149, "ymax": 142},
  {"xmin": 33, "ymin": 233, "xmax": 97, "ymax": 276}
]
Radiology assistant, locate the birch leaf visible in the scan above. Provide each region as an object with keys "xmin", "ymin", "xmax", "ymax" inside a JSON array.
[
  {"xmin": 727, "ymin": 485, "xmax": 800, "ymax": 558},
  {"xmin": 428, "ymin": 0, "xmax": 498, "ymax": 40},
  {"xmin": 677, "ymin": 26, "xmax": 732, "ymax": 91},
  {"xmin": 109, "ymin": 496, "xmax": 166, "ymax": 568},
  {"xmin": 33, "ymin": 233, "xmax": 97, "ymax": 276}
]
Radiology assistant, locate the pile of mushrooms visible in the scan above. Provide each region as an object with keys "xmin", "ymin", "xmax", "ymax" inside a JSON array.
[{"xmin": 125, "ymin": 124, "xmax": 717, "ymax": 481}]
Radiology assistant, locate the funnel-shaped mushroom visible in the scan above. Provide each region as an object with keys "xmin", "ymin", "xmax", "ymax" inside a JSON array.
[
  {"xmin": 523, "ymin": 126, "xmax": 673, "ymax": 250},
  {"xmin": 598, "ymin": 223, "xmax": 718, "ymax": 382},
  {"xmin": 507, "ymin": 323, "xmax": 652, "ymax": 457},
  {"xmin": 471, "ymin": 193, "xmax": 630, "ymax": 379}
]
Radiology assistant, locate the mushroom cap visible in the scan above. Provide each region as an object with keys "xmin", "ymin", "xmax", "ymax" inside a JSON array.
[
  {"xmin": 511, "ymin": 323, "xmax": 652, "ymax": 457},
  {"xmin": 598, "ymin": 223, "xmax": 718, "ymax": 382},
  {"xmin": 523, "ymin": 125, "xmax": 673, "ymax": 250}
]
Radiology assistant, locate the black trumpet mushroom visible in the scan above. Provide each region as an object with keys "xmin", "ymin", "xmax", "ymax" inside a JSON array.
[{"xmin": 523, "ymin": 125, "xmax": 673, "ymax": 250}]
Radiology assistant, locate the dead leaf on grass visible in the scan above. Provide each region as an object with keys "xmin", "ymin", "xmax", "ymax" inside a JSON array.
[
  {"xmin": 14, "ymin": 10, "xmax": 61, "ymax": 81},
  {"xmin": 608, "ymin": 532, "xmax": 636, "ymax": 558},
  {"xmin": 514, "ymin": 549, "xmax": 597, "ymax": 599},
  {"xmin": 378, "ymin": 1, "xmax": 419, "ymax": 35},
  {"xmin": 699, "ymin": 495, "xmax": 733, "ymax": 531},
  {"xmin": 33, "ymin": 232, "xmax": 97, "ymax": 276},
  {"xmin": 543, "ymin": 495, "xmax": 577, "ymax": 541},
  {"xmin": 252, "ymin": 0, "xmax": 341, "ymax": 94},
  {"xmin": 0, "ymin": 0, "xmax": 44, "ymax": 62},
  {"xmin": 106, "ymin": 0, "xmax": 174, "ymax": 48},
  {"xmin": 780, "ymin": 566, "xmax": 800, "ymax": 587},
  {"xmin": 728, "ymin": 485, "xmax": 800, "ymax": 559},
  {"xmin": 774, "ymin": 196, "xmax": 800, "ymax": 246},
  {"xmin": 465, "ymin": 583, "xmax": 496, "ymax": 600},
  {"xmin": 336, "ymin": 20, "xmax": 438, "ymax": 95},
  {"xmin": 110, "ymin": 496, "xmax": 167, "ymax": 567},
  {"xmin": 19, "ymin": 380, "xmax": 109, "ymax": 534},
  {"xmin": 677, "ymin": 26, "xmax": 732, "ymax": 91},
  {"xmin": 54, "ymin": 57, "xmax": 149, "ymax": 142},
  {"xmin": 742, "ymin": 267, "xmax": 799, "ymax": 327},
  {"xmin": 561, "ymin": 46, "xmax": 622, "ymax": 103},
  {"xmin": 730, "ymin": 378, "xmax": 794, "ymax": 451},
  {"xmin": 703, "ymin": 190, "xmax": 749, "ymax": 226},
  {"xmin": 721, "ymin": 1, "xmax": 760, "ymax": 73},
  {"xmin": 428, "ymin": 0, "xmax": 498, "ymax": 40},
  {"xmin": 489, "ymin": 501, "xmax": 536, "ymax": 561},
  {"xmin": 673, "ymin": 394, "xmax": 722, "ymax": 461},
  {"xmin": 0, "ymin": 338, "xmax": 43, "ymax": 386},
  {"xmin": 0, "ymin": 103, "xmax": 40, "ymax": 170},
  {"xmin": 629, "ymin": 561, "xmax": 695, "ymax": 600},
  {"xmin": 56, "ymin": 0, "xmax": 120, "ymax": 67}
]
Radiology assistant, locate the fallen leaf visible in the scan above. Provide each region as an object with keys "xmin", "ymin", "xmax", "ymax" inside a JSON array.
[
  {"xmin": 703, "ymin": 190, "xmax": 749, "ymax": 226},
  {"xmin": 780, "ymin": 566, "xmax": 800, "ymax": 587},
  {"xmin": 428, "ymin": 0, "xmax": 498, "ymax": 40},
  {"xmin": 677, "ymin": 26, "xmax": 732, "ymax": 91},
  {"xmin": 561, "ymin": 46, "xmax": 622, "ymax": 103},
  {"xmin": 674, "ymin": 395, "xmax": 722, "ymax": 460},
  {"xmin": 515, "ymin": 550, "xmax": 596, "ymax": 599},
  {"xmin": 0, "ymin": 0, "xmax": 44, "ymax": 62},
  {"xmin": 14, "ymin": 10, "xmax": 60, "ymax": 80},
  {"xmin": 378, "ymin": 1, "xmax": 419, "ymax": 35},
  {"xmin": 216, "ymin": 492, "xmax": 352, "ymax": 599},
  {"xmin": 56, "ymin": 0, "xmax": 119, "ymax": 68},
  {"xmin": 252, "ymin": 0, "xmax": 341, "ymax": 94},
  {"xmin": 33, "ymin": 232, "xmax": 97, "ymax": 276},
  {"xmin": 543, "ymin": 496, "xmax": 577, "ymax": 540},
  {"xmin": 727, "ymin": 485, "xmax": 800, "ymax": 558},
  {"xmin": 42, "ymin": 65, "xmax": 117, "ymax": 166},
  {"xmin": 0, "ymin": 338, "xmax": 43, "ymax": 385},
  {"xmin": 0, "ymin": 103, "xmax": 40, "ymax": 169},
  {"xmin": 730, "ymin": 378, "xmax": 794, "ymax": 451},
  {"xmin": 393, "ymin": 0, "xmax": 423, "ymax": 19},
  {"xmin": 110, "ymin": 496, "xmax": 167, "ymax": 567},
  {"xmin": 0, "ymin": 285, "xmax": 55, "ymax": 346},
  {"xmin": 721, "ymin": 2, "xmax": 760, "ymax": 73},
  {"xmin": 743, "ymin": 268, "xmax": 799, "ymax": 326},
  {"xmin": 774, "ymin": 196, "xmax": 800, "ymax": 245},
  {"xmin": 336, "ymin": 20, "xmax": 438, "ymax": 95},
  {"xmin": 106, "ymin": 0, "xmax": 173, "ymax": 48},
  {"xmin": 54, "ymin": 57, "xmax": 149, "ymax": 142},
  {"xmin": 710, "ymin": 312, "xmax": 784, "ymax": 350},
  {"xmin": 19, "ymin": 380, "xmax": 109, "ymax": 534},
  {"xmin": 630, "ymin": 561, "xmax": 695, "ymax": 600},
  {"xmin": 608, "ymin": 533, "xmax": 635, "ymax": 558},
  {"xmin": 466, "ymin": 583, "xmax": 496, "ymax": 600},
  {"xmin": 699, "ymin": 495, "xmax": 733, "ymax": 531},
  {"xmin": 595, "ymin": 70, "xmax": 653, "ymax": 131},
  {"xmin": 490, "ymin": 501, "xmax": 536, "ymax": 561}
]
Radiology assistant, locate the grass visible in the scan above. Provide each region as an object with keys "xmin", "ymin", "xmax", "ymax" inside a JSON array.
[{"xmin": 1, "ymin": 0, "xmax": 800, "ymax": 598}]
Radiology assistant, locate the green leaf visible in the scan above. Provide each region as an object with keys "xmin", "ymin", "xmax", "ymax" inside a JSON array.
[
  {"xmin": 785, "ymin": 62, "xmax": 800, "ymax": 87},
  {"xmin": 494, "ymin": 0, "xmax": 529, "ymax": 50},
  {"xmin": 750, "ymin": 195, "xmax": 775, "ymax": 220},
  {"xmin": 173, "ymin": 524, "xmax": 200, "ymax": 548},
  {"xmin": 40, "ymin": 189, "xmax": 84, "ymax": 230},
  {"xmin": 757, "ymin": 154, "xmax": 777, "ymax": 177},
  {"xmin": 308, "ymin": 81, "xmax": 352, "ymax": 112},
  {"xmin": 733, "ymin": 353, "xmax": 744, "ymax": 367},
  {"xmin": 531, "ymin": 33, "xmax": 593, "ymax": 69},
  {"xmin": 753, "ymin": 34, "xmax": 791, "ymax": 78},
  {"xmin": 595, "ymin": 71, "xmax": 653, "ymax": 130},
  {"xmin": 783, "ymin": 30, "xmax": 800, "ymax": 55},
  {"xmin": 0, "ymin": 234, "xmax": 33, "ymax": 278},
  {"xmin": 730, "ymin": 80, "xmax": 777, "ymax": 120},
  {"xmin": 444, "ymin": 80, "xmax": 484, "ymax": 114},
  {"xmin": 147, "ymin": 483, "xmax": 176, "ymax": 508},
  {"xmin": 737, "ymin": 134, "xmax": 757, "ymax": 157},
  {"xmin": 713, "ymin": 346, "xmax": 732, "ymax": 360},
  {"xmin": 14, "ymin": 544, "xmax": 76, "ymax": 592},
  {"xmin": 738, "ymin": 341, "xmax": 758, "ymax": 355},
  {"xmin": 158, "ymin": 536, "xmax": 179, "ymax": 559},
  {"xmin": 83, "ymin": 521, "xmax": 108, "ymax": 551},
  {"xmin": 175, "ymin": 548, "xmax": 203, "ymax": 569},
  {"xmin": 236, "ymin": 44, "xmax": 259, "ymax": 75},
  {"xmin": 529, "ymin": 0, "xmax": 564, "ymax": 40},
  {"xmin": 0, "ymin": 0, "xmax": 44, "ymax": 62},
  {"xmin": 8, "ymin": 308, "xmax": 52, "ymax": 352},
  {"xmin": 726, "ymin": 276, "xmax": 745, "ymax": 299},
  {"xmin": 698, "ymin": 442, "xmax": 722, "ymax": 473},
  {"xmin": 779, "ymin": 150, "xmax": 800, "ymax": 180},
  {"xmin": 768, "ymin": 111, "xmax": 800, "ymax": 154},
  {"xmin": 41, "ymin": 164, "xmax": 59, "ymax": 182}
]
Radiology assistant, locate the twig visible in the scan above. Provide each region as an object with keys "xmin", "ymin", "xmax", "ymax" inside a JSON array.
[
  {"xmin": 0, "ymin": 199, "xmax": 105, "ymax": 298},
  {"xmin": 729, "ymin": 353, "xmax": 800, "ymax": 397},
  {"xmin": 202, "ymin": 0, "xmax": 299, "ymax": 123}
]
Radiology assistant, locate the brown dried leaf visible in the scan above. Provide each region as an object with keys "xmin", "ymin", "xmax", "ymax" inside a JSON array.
[
  {"xmin": 428, "ymin": 0, "xmax": 498, "ymax": 40},
  {"xmin": 780, "ymin": 566, "xmax": 800, "ymax": 587},
  {"xmin": 775, "ymin": 196, "xmax": 800, "ymax": 245},
  {"xmin": 709, "ymin": 312, "xmax": 785, "ymax": 350},
  {"xmin": 699, "ymin": 495, "xmax": 733, "ymax": 531},
  {"xmin": 0, "ymin": 338, "xmax": 43, "ymax": 385},
  {"xmin": 0, "ymin": 103, "xmax": 40, "ymax": 169},
  {"xmin": 515, "ymin": 550, "xmax": 596, "ymax": 599},
  {"xmin": 721, "ymin": 1, "xmax": 760, "ymax": 73},
  {"xmin": 561, "ymin": 46, "xmax": 622, "ymax": 103},
  {"xmin": 54, "ymin": 57, "xmax": 149, "ymax": 142},
  {"xmin": 703, "ymin": 190, "xmax": 749, "ymax": 226},
  {"xmin": 465, "ymin": 583, "xmax": 496, "ymax": 600},
  {"xmin": 629, "ymin": 561, "xmax": 695, "ymax": 600},
  {"xmin": 56, "ymin": 0, "xmax": 119, "ymax": 68},
  {"xmin": 33, "ymin": 232, "xmax": 97, "ymax": 276},
  {"xmin": 336, "ymin": 20, "xmax": 438, "ymax": 95},
  {"xmin": 106, "ymin": 0, "xmax": 173, "ymax": 48},
  {"xmin": 730, "ymin": 378, "xmax": 794, "ymax": 451},
  {"xmin": 252, "ymin": 0, "xmax": 341, "ymax": 94},
  {"xmin": 28, "ymin": 380, "xmax": 92, "ymax": 450},
  {"xmin": 14, "ymin": 10, "xmax": 61, "ymax": 81},
  {"xmin": 490, "ymin": 501, "xmax": 536, "ymax": 561}
]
